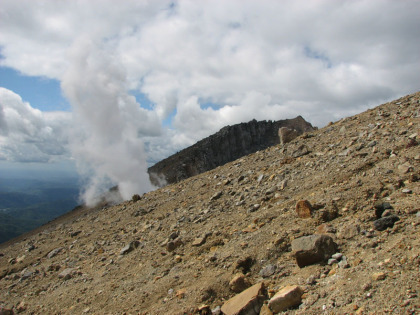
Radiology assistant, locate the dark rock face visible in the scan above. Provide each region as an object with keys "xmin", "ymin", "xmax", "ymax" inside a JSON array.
[{"xmin": 148, "ymin": 116, "xmax": 314, "ymax": 186}]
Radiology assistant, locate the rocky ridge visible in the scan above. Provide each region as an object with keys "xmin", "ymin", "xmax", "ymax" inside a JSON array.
[
  {"xmin": 148, "ymin": 116, "xmax": 314, "ymax": 186},
  {"xmin": 0, "ymin": 92, "xmax": 419, "ymax": 314}
]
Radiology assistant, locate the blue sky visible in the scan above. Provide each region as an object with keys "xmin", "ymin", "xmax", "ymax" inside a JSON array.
[
  {"xmin": 0, "ymin": 66, "xmax": 70, "ymax": 112},
  {"xmin": 1, "ymin": 0, "xmax": 419, "ymax": 204}
]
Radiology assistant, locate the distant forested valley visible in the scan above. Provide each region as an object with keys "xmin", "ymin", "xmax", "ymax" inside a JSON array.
[{"xmin": 0, "ymin": 176, "xmax": 80, "ymax": 244}]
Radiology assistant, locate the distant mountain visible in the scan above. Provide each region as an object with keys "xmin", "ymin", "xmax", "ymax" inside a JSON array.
[
  {"xmin": 0, "ymin": 177, "xmax": 79, "ymax": 244},
  {"xmin": 148, "ymin": 116, "xmax": 314, "ymax": 186}
]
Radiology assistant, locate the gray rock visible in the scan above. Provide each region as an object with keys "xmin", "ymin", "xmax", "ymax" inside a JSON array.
[
  {"xmin": 58, "ymin": 268, "xmax": 75, "ymax": 280},
  {"xmin": 332, "ymin": 253, "xmax": 343, "ymax": 260},
  {"xmin": 47, "ymin": 247, "xmax": 63, "ymax": 259},
  {"xmin": 259, "ymin": 264, "xmax": 277, "ymax": 278},
  {"xmin": 248, "ymin": 204, "xmax": 261, "ymax": 213},
  {"xmin": 292, "ymin": 145, "xmax": 310, "ymax": 158},
  {"xmin": 291, "ymin": 234, "xmax": 338, "ymax": 267},
  {"xmin": 367, "ymin": 140, "xmax": 377, "ymax": 147},
  {"xmin": 373, "ymin": 215, "xmax": 399, "ymax": 231},
  {"xmin": 211, "ymin": 191, "xmax": 223, "ymax": 201},
  {"xmin": 120, "ymin": 240, "xmax": 140, "ymax": 255},
  {"xmin": 338, "ymin": 256, "xmax": 350, "ymax": 268},
  {"xmin": 21, "ymin": 270, "xmax": 34, "ymax": 280}
]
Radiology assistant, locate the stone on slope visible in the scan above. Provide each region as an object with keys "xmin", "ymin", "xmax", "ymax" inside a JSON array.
[
  {"xmin": 58, "ymin": 268, "xmax": 75, "ymax": 280},
  {"xmin": 373, "ymin": 215, "xmax": 399, "ymax": 231},
  {"xmin": 119, "ymin": 240, "xmax": 140, "ymax": 255},
  {"xmin": 221, "ymin": 282, "xmax": 266, "ymax": 315},
  {"xmin": 291, "ymin": 235, "xmax": 338, "ymax": 267},
  {"xmin": 374, "ymin": 201, "xmax": 393, "ymax": 219},
  {"xmin": 47, "ymin": 247, "xmax": 63, "ymax": 259},
  {"xmin": 268, "ymin": 285, "xmax": 303, "ymax": 313},
  {"xmin": 167, "ymin": 238, "xmax": 183, "ymax": 252},
  {"xmin": 295, "ymin": 200, "xmax": 313, "ymax": 219}
]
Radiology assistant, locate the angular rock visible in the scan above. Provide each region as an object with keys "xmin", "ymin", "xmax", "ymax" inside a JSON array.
[
  {"xmin": 268, "ymin": 285, "xmax": 303, "ymax": 313},
  {"xmin": 338, "ymin": 256, "xmax": 350, "ymax": 268},
  {"xmin": 120, "ymin": 240, "xmax": 140, "ymax": 255},
  {"xmin": 372, "ymin": 272, "xmax": 386, "ymax": 281},
  {"xmin": 47, "ymin": 247, "xmax": 63, "ymax": 259},
  {"xmin": 192, "ymin": 233, "xmax": 210, "ymax": 247},
  {"xmin": 58, "ymin": 268, "xmax": 75, "ymax": 280},
  {"xmin": 373, "ymin": 215, "xmax": 399, "ymax": 231},
  {"xmin": 338, "ymin": 224, "xmax": 360, "ymax": 239},
  {"xmin": 221, "ymin": 282, "xmax": 266, "ymax": 315},
  {"xmin": 210, "ymin": 191, "xmax": 223, "ymax": 201},
  {"xmin": 229, "ymin": 274, "xmax": 251, "ymax": 293},
  {"xmin": 21, "ymin": 270, "xmax": 33, "ymax": 280},
  {"xmin": 295, "ymin": 200, "xmax": 313, "ymax": 219},
  {"xmin": 291, "ymin": 234, "xmax": 338, "ymax": 267},
  {"xmin": 292, "ymin": 144, "xmax": 310, "ymax": 158},
  {"xmin": 259, "ymin": 264, "xmax": 276, "ymax": 278}
]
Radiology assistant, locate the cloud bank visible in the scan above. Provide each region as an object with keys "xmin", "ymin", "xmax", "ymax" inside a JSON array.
[
  {"xmin": 1, "ymin": 0, "xmax": 419, "ymax": 204},
  {"xmin": 0, "ymin": 87, "xmax": 71, "ymax": 163}
]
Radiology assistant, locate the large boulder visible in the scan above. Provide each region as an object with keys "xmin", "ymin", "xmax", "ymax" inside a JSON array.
[{"xmin": 291, "ymin": 234, "xmax": 338, "ymax": 267}]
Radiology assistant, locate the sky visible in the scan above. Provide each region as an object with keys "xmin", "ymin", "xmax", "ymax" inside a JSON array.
[{"xmin": 0, "ymin": 0, "xmax": 419, "ymax": 205}]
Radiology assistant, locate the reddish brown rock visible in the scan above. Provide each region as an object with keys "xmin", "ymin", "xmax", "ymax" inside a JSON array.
[
  {"xmin": 296, "ymin": 200, "xmax": 313, "ymax": 218},
  {"xmin": 221, "ymin": 282, "xmax": 266, "ymax": 315}
]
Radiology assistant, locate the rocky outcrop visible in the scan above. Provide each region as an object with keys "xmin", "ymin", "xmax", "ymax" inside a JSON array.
[{"xmin": 148, "ymin": 116, "xmax": 314, "ymax": 186}]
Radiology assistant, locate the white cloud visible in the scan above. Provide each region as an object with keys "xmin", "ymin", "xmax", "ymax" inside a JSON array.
[
  {"xmin": 0, "ymin": 87, "xmax": 71, "ymax": 162},
  {"xmin": 0, "ymin": 0, "xmax": 419, "ymax": 202}
]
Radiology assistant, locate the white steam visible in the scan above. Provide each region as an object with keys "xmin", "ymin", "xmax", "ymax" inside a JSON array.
[{"xmin": 61, "ymin": 38, "xmax": 159, "ymax": 206}]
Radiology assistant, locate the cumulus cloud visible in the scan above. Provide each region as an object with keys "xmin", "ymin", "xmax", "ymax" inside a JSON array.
[
  {"xmin": 0, "ymin": 0, "xmax": 419, "ymax": 203},
  {"xmin": 0, "ymin": 87, "xmax": 71, "ymax": 162}
]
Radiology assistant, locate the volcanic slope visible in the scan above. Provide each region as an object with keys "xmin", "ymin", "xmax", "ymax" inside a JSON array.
[{"xmin": 0, "ymin": 92, "xmax": 419, "ymax": 314}]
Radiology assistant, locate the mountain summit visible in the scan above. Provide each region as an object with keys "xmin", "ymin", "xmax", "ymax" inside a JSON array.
[
  {"xmin": 0, "ymin": 92, "xmax": 419, "ymax": 314},
  {"xmin": 148, "ymin": 116, "xmax": 314, "ymax": 186}
]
